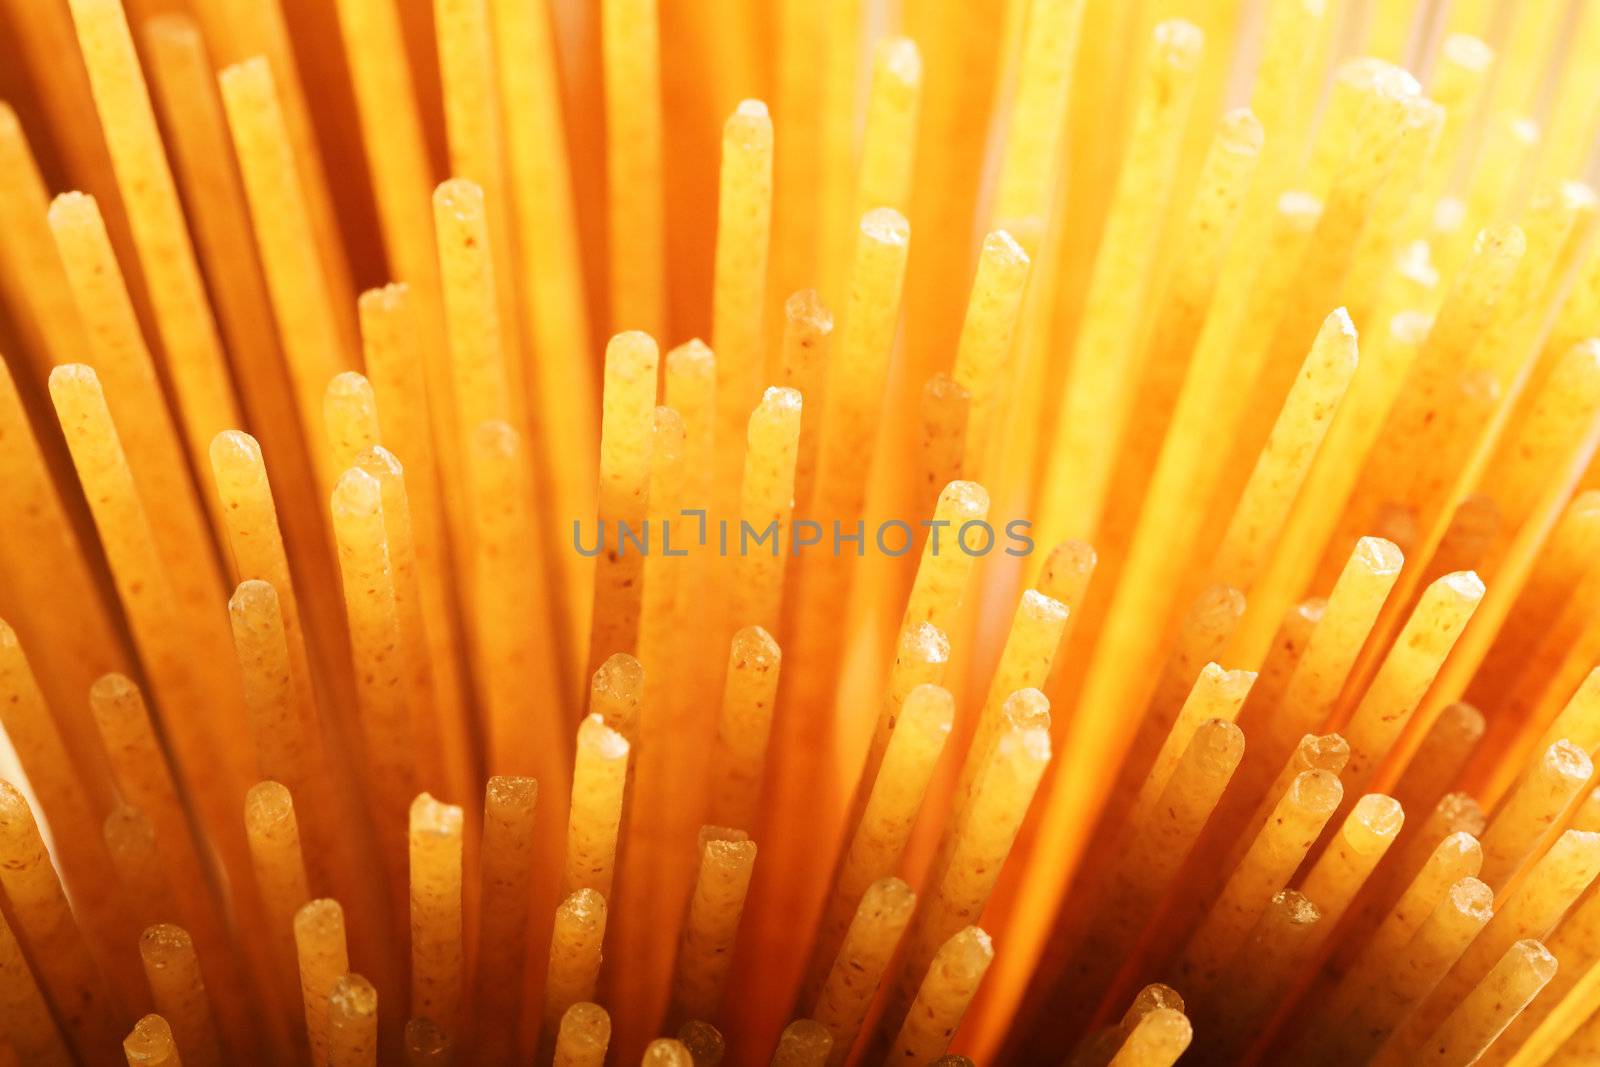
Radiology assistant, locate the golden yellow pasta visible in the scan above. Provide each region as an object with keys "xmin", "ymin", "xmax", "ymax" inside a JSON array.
[
  {"xmin": 1210, "ymin": 309, "xmax": 1362, "ymax": 593},
  {"xmin": 52, "ymin": 364, "xmax": 251, "ymax": 847},
  {"xmin": 65, "ymin": 0, "xmax": 240, "ymax": 473},
  {"xmin": 553, "ymin": 1002, "xmax": 612, "ymax": 1067},
  {"xmin": 1128, "ymin": 664, "xmax": 1254, "ymax": 824},
  {"xmin": 0, "ymin": 781, "xmax": 121, "ymax": 1060},
  {"xmin": 671, "ymin": 832, "xmax": 758, "ymax": 1023},
  {"xmin": 588, "ymin": 330, "xmax": 659, "ymax": 674},
  {"xmin": 891, "ymin": 704, "xmax": 1049, "ymax": 1033},
  {"xmin": 1491, "ymin": 860, "xmax": 1600, "ymax": 1062},
  {"xmin": 1394, "ymin": 940, "xmax": 1558, "ymax": 1067},
  {"xmin": 0, "ymin": 620, "xmax": 123, "ymax": 970},
  {"xmin": 1479, "ymin": 741, "xmax": 1594, "ymax": 887},
  {"xmin": 1097, "ymin": 585, "xmax": 1247, "ymax": 842},
  {"xmin": 0, "ymin": 908, "xmax": 74, "ymax": 1067},
  {"xmin": 330, "ymin": 466, "xmax": 416, "ymax": 900},
  {"xmin": 1326, "ymin": 877, "xmax": 1495, "ymax": 1064},
  {"xmin": 1207, "ymin": 890, "xmax": 1320, "ymax": 1060},
  {"xmin": 1106, "ymin": 1006, "xmax": 1192, "ymax": 1067},
  {"xmin": 805, "ymin": 684, "xmax": 953, "ymax": 994},
  {"xmin": 229, "ymin": 584, "xmax": 324, "ymax": 816},
  {"xmin": 711, "ymin": 99, "xmax": 774, "ymax": 498},
  {"xmin": 1071, "ymin": 985, "xmax": 1186, "ymax": 1067},
  {"xmin": 951, "ymin": 591, "xmax": 1068, "ymax": 816},
  {"xmin": 601, "ymin": 0, "xmax": 667, "ymax": 335},
  {"xmin": 1396, "ymin": 830, "xmax": 1600, "ymax": 1056},
  {"xmin": 139, "ymin": 924, "xmax": 229, "ymax": 1067},
  {"xmin": 8, "ymin": 4, "xmax": 1600, "ymax": 1064},
  {"xmin": 641, "ymin": 1038, "xmax": 694, "ymax": 1066},
  {"xmin": 775, "ymin": 290, "xmax": 833, "ymax": 511},
  {"xmin": 49, "ymin": 190, "xmax": 229, "ymax": 550},
  {"xmin": 327, "ymin": 974, "xmax": 378, "ymax": 1067},
  {"xmin": 408, "ymin": 794, "xmax": 464, "ymax": 1036},
  {"xmin": 950, "ymin": 231, "xmax": 1031, "ymax": 484},
  {"xmin": 1323, "ymin": 830, "xmax": 1483, "ymax": 1019},
  {"xmin": 293, "ymin": 899, "xmax": 349, "ymax": 1067},
  {"xmin": 242, "ymin": 782, "xmax": 310, "ymax": 1005},
  {"xmin": 0, "ymin": 104, "xmax": 88, "ymax": 373},
  {"xmin": 122, "ymin": 1014, "xmax": 183, "ymax": 1067},
  {"xmin": 811, "ymin": 878, "xmax": 916, "ymax": 1066},
  {"xmin": 1337, "ymin": 571, "xmax": 1485, "ymax": 798},
  {"xmin": 218, "ymin": 57, "xmax": 353, "ymax": 489},
  {"xmin": 802, "ymin": 206, "xmax": 911, "ymax": 540},
  {"xmin": 770, "ymin": 1019, "xmax": 833, "ymax": 1067},
  {"xmin": 91, "ymin": 680, "xmax": 258, "ymax": 1052},
  {"xmin": 434, "ymin": 177, "xmax": 515, "ymax": 465},
  {"xmin": 564, "ymin": 714, "xmax": 631, "ymax": 899},
  {"xmin": 1176, "ymin": 769, "xmax": 1344, "ymax": 996},
  {"xmin": 732, "ymin": 388, "xmax": 803, "ymax": 633},
  {"xmin": 356, "ymin": 285, "xmax": 467, "ymax": 758},
  {"xmin": 473, "ymin": 776, "xmax": 539, "ymax": 1061},
  {"xmin": 464, "ymin": 419, "xmax": 567, "ymax": 779},
  {"xmin": 1227, "ymin": 733, "xmax": 1351, "ymax": 868},
  {"xmin": 886, "ymin": 926, "xmax": 994, "ymax": 1064},
  {"xmin": 434, "ymin": 0, "xmax": 520, "ymax": 389},
  {"xmin": 544, "ymin": 891, "xmax": 610, "ymax": 1050},
  {"xmin": 675, "ymin": 1019, "xmax": 725, "ymax": 1066},
  {"xmin": 1039, "ymin": 19, "xmax": 1204, "ymax": 543},
  {"xmin": 1042, "ymin": 718, "xmax": 1243, "ymax": 1033},
  {"xmin": 488, "ymin": 0, "xmax": 596, "ymax": 558},
  {"xmin": 707, "ymin": 627, "xmax": 783, "ymax": 832}
]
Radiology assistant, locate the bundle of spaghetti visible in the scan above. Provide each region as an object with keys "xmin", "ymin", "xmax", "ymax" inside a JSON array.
[{"xmin": 5, "ymin": 0, "xmax": 1600, "ymax": 1064}]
